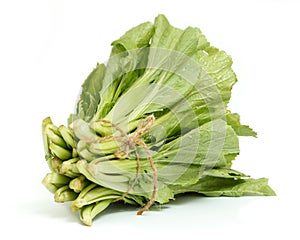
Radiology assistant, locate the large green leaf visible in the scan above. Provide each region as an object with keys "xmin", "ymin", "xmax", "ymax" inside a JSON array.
[
  {"xmin": 93, "ymin": 22, "xmax": 155, "ymax": 120},
  {"xmin": 71, "ymin": 63, "xmax": 106, "ymax": 123},
  {"xmin": 171, "ymin": 177, "xmax": 276, "ymax": 197}
]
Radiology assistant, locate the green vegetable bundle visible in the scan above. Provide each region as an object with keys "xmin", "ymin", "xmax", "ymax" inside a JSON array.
[{"xmin": 42, "ymin": 14, "xmax": 275, "ymax": 226}]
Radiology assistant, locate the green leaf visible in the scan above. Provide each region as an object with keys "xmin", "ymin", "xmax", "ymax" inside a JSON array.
[
  {"xmin": 171, "ymin": 176, "xmax": 275, "ymax": 197},
  {"xmin": 146, "ymin": 46, "xmax": 239, "ymax": 141},
  {"xmin": 96, "ymin": 14, "xmax": 210, "ymax": 133},
  {"xmin": 111, "ymin": 21, "xmax": 154, "ymax": 52},
  {"xmin": 73, "ymin": 63, "xmax": 106, "ymax": 123},
  {"xmin": 204, "ymin": 168, "xmax": 249, "ymax": 179},
  {"xmin": 92, "ymin": 21, "xmax": 155, "ymax": 120},
  {"xmin": 226, "ymin": 111, "xmax": 257, "ymax": 137}
]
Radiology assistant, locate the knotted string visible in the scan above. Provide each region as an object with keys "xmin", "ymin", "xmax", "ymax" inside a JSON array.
[{"xmin": 91, "ymin": 115, "xmax": 157, "ymax": 215}]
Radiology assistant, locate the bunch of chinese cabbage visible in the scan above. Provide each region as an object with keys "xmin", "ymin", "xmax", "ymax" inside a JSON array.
[{"xmin": 42, "ymin": 15, "xmax": 275, "ymax": 226}]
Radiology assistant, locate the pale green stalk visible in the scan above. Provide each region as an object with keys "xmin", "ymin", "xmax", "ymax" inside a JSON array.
[
  {"xmin": 42, "ymin": 117, "xmax": 52, "ymax": 158},
  {"xmin": 69, "ymin": 175, "xmax": 89, "ymax": 193},
  {"xmin": 58, "ymin": 125, "xmax": 76, "ymax": 149},
  {"xmin": 46, "ymin": 156, "xmax": 63, "ymax": 173},
  {"xmin": 46, "ymin": 125, "xmax": 67, "ymax": 148},
  {"xmin": 80, "ymin": 200, "xmax": 112, "ymax": 226},
  {"xmin": 71, "ymin": 183, "xmax": 97, "ymax": 212},
  {"xmin": 54, "ymin": 185, "xmax": 78, "ymax": 203},
  {"xmin": 49, "ymin": 143, "xmax": 72, "ymax": 160},
  {"xmin": 60, "ymin": 157, "xmax": 80, "ymax": 178},
  {"xmin": 71, "ymin": 186, "xmax": 120, "ymax": 210},
  {"xmin": 42, "ymin": 172, "xmax": 71, "ymax": 193}
]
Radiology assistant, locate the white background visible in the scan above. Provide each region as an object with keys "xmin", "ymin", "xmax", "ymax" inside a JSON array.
[{"xmin": 1, "ymin": 0, "xmax": 299, "ymax": 239}]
